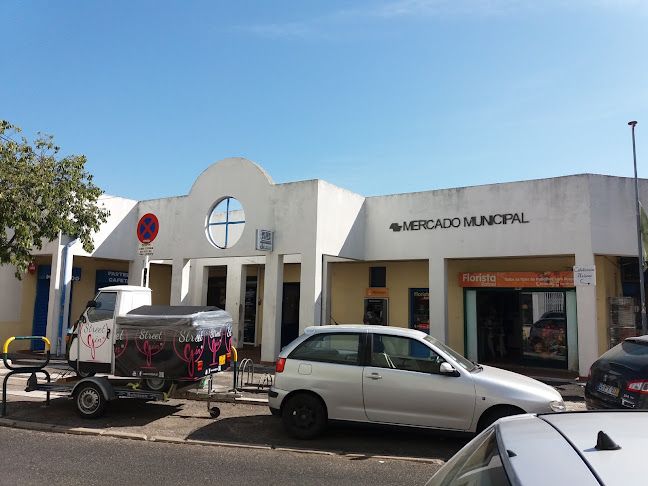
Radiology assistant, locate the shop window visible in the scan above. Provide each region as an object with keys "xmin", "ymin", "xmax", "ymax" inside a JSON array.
[{"xmin": 370, "ymin": 267, "xmax": 386, "ymax": 287}]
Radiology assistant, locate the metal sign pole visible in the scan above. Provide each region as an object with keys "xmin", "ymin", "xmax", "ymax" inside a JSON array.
[
  {"xmin": 142, "ymin": 255, "xmax": 150, "ymax": 287},
  {"xmin": 630, "ymin": 121, "xmax": 647, "ymax": 335}
]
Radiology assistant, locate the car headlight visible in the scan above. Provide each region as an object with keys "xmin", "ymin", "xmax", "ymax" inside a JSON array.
[{"xmin": 550, "ymin": 400, "xmax": 566, "ymax": 412}]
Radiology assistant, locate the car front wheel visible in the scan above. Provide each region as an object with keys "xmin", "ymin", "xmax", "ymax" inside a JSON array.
[{"xmin": 281, "ymin": 393, "xmax": 327, "ymax": 439}]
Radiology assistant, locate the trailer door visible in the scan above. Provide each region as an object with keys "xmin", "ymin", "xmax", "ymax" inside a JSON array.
[{"xmin": 78, "ymin": 291, "xmax": 117, "ymax": 367}]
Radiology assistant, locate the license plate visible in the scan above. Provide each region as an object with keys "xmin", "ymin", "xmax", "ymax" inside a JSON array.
[{"xmin": 597, "ymin": 382, "xmax": 620, "ymax": 397}]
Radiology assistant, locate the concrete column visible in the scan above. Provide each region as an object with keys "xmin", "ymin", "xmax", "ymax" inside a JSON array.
[
  {"xmin": 45, "ymin": 236, "xmax": 64, "ymax": 354},
  {"xmin": 575, "ymin": 252, "xmax": 598, "ymax": 377},
  {"xmin": 299, "ymin": 250, "xmax": 323, "ymax": 332},
  {"xmin": 261, "ymin": 253, "xmax": 284, "ymax": 363},
  {"xmin": 226, "ymin": 262, "xmax": 247, "ymax": 350},
  {"xmin": 59, "ymin": 249, "xmax": 76, "ymax": 355},
  {"xmin": 128, "ymin": 256, "xmax": 148, "ymax": 287},
  {"xmin": 428, "ymin": 257, "xmax": 448, "ymax": 344},
  {"xmin": 188, "ymin": 259, "xmax": 209, "ymax": 306},
  {"xmin": 321, "ymin": 255, "xmax": 333, "ymax": 326},
  {"xmin": 199, "ymin": 262, "xmax": 209, "ymax": 306},
  {"xmin": 170, "ymin": 258, "xmax": 191, "ymax": 305}
]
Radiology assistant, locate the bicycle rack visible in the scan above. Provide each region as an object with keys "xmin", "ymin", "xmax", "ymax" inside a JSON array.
[
  {"xmin": 236, "ymin": 358, "xmax": 273, "ymax": 393},
  {"xmin": 2, "ymin": 336, "xmax": 51, "ymax": 416}
]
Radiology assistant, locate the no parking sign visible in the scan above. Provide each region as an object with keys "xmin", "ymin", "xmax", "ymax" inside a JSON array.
[{"xmin": 137, "ymin": 213, "xmax": 159, "ymax": 244}]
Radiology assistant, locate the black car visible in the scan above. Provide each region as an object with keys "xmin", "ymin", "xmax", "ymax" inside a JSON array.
[
  {"xmin": 525, "ymin": 316, "xmax": 567, "ymax": 359},
  {"xmin": 585, "ymin": 335, "xmax": 648, "ymax": 410}
]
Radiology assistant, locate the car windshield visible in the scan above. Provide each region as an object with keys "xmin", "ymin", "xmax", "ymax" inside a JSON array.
[
  {"xmin": 426, "ymin": 428, "xmax": 511, "ymax": 486},
  {"xmin": 424, "ymin": 335, "xmax": 477, "ymax": 371}
]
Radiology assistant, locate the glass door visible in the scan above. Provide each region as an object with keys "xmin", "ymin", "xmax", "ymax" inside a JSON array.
[
  {"xmin": 243, "ymin": 276, "xmax": 257, "ymax": 344},
  {"xmin": 521, "ymin": 291, "xmax": 567, "ymax": 367}
]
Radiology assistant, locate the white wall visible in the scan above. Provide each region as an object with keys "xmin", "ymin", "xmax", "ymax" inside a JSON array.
[
  {"xmin": 316, "ymin": 180, "xmax": 366, "ymax": 259},
  {"xmin": 589, "ymin": 175, "xmax": 648, "ymax": 256},
  {"xmin": 363, "ymin": 176, "xmax": 593, "ymax": 261}
]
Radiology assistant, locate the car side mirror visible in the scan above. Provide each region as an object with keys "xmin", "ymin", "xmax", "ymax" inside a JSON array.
[
  {"xmin": 440, "ymin": 362, "xmax": 460, "ymax": 377},
  {"xmin": 86, "ymin": 300, "xmax": 97, "ymax": 308}
]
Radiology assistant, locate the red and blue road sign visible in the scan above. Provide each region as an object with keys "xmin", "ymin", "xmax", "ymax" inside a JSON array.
[{"xmin": 137, "ymin": 213, "xmax": 159, "ymax": 244}]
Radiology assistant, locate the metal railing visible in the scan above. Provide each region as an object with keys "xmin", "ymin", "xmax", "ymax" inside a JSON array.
[{"xmin": 2, "ymin": 336, "xmax": 52, "ymax": 416}]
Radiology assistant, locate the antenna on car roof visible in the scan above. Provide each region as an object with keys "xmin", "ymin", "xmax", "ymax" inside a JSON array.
[{"xmin": 595, "ymin": 431, "xmax": 621, "ymax": 451}]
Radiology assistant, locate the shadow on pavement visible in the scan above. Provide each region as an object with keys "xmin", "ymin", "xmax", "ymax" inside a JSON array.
[
  {"xmin": 188, "ymin": 415, "xmax": 470, "ymax": 460},
  {"xmin": 3, "ymin": 396, "xmax": 183, "ymax": 427}
]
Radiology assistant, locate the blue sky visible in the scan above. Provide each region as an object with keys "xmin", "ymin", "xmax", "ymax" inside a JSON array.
[{"xmin": 2, "ymin": 1, "xmax": 647, "ymax": 201}]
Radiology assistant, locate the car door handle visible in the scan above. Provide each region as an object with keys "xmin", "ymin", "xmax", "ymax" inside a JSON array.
[{"xmin": 365, "ymin": 373, "xmax": 382, "ymax": 380}]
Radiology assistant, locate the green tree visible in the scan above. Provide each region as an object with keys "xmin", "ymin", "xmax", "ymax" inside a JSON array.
[{"xmin": 0, "ymin": 120, "xmax": 110, "ymax": 278}]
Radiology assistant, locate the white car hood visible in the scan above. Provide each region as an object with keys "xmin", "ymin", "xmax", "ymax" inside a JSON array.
[{"xmin": 471, "ymin": 365, "xmax": 563, "ymax": 403}]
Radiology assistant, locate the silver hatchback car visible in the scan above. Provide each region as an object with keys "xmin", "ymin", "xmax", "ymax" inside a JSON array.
[
  {"xmin": 268, "ymin": 325, "xmax": 565, "ymax": 439},
  {"xmin": 427, "ymin": 411, "xmax": 648, "ymax": 486}
]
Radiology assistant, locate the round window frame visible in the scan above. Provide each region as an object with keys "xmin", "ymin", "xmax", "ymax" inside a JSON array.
[{"xmin": 205, "ymin": 197, "xmax": 245, "ymax": 249}]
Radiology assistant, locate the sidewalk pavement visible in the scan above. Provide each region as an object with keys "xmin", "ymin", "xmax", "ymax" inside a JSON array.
[
  {"xmin": 0, "ymin": 353, "xmax": 585, "ymax": 461},
  {"xmin": 0, "ymin": 357, "xmax": 460, "ymax": 462}
]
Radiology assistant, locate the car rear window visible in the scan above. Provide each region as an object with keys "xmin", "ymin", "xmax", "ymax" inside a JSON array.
[
  {"xmin": 602, "ymin": 339, "xmax": 648, "ymax": 361},
  {"xmin": 289, "ymin": 333, "xmax": 361, "ymax": 365},
  {"xmin": 621, "ymin": 340, "xmax": 648, "ymax": 356}
]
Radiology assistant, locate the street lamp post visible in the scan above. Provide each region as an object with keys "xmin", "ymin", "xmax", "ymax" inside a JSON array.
[{"xmin": 630, "ymin": 121, "xmax": 647, "ymax": 335}]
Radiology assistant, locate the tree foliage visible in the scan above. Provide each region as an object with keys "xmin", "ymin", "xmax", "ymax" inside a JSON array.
[{"xmin": 0, "ymin": 120, "xmax": 110, "ymax": 278}]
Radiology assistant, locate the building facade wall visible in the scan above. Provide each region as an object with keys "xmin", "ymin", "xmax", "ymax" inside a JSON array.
[
  {"xmin": 0, "ymin": 265, "xmax": 32, "ymax": 351},
  {"xmin": 330, "ymin": 260, "xmax": 429, "ymax": 327},
  {"xmin": 149, "ymin": 263, "xmax": 172, "ymax": 306},
  {"xmin": 1, "ymin": 159, "xmax": 646, "ymax": 375}
]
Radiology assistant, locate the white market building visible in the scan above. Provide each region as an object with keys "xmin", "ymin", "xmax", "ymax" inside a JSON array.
[{"xmin": 1, "ymin": 158, "xmax": 645, "ymax": 378}]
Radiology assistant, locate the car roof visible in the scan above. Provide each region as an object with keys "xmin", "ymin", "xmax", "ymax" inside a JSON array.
[
  {"xmin": 303, "ymin": 324, "xmax": 428, "ymax": 339},
  {"xmin": 626, "ymin": 334, "xmax": 648, "ymax": 344},
  {"xmin": 97, "ymin": 285, "xmax": 150, "ymax": 293},
  {"xmin": 496, "ymin": 411, "xmax": 648, "ymax": 486}
]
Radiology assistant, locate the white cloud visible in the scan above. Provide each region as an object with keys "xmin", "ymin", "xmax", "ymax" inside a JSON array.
[{"xmin": 232, "ymin": 0, "xmax": 646, "ymax": 39}]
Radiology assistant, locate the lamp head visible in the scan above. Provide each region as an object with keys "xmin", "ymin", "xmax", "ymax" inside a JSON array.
[{"xmin": 629, "ymin": 121, "xmax": 638, "ymax": 127}]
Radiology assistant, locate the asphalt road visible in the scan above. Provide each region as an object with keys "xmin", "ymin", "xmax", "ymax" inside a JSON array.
[{"xmin": 0, "ymin": 427, "xmax": 439, "ymax": 486}]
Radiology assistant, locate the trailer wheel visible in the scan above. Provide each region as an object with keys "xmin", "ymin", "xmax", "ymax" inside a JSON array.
[
  {"xmin": 143, "ymin": 378, "xmax": 173, "ymax": 393},
  {"xmin": 75, "ymin": 383, "xmax": 107, "ymax": 419}
]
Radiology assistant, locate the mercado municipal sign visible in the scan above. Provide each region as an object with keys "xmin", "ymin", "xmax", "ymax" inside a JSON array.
[{"xmin": 389, "ymin": 213, "xmax": 529, "ymax": 232}]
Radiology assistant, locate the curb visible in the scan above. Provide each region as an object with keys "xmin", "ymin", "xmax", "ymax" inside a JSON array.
[
  {"xmin": 0, "ymin": 418, "xmax": 442, "ymax": 464},
  {"xmin": 535, "ymin": 376, "xmax": 585, "ymax": 387},
  {"xmin": 100, "ymin": 430, "xmax": 148, "ymax": 440}
]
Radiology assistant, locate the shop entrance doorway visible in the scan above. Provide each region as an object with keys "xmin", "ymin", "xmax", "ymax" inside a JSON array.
[
  {"xmin": 281, "ymin": 282, "xmax": 300, "ymax": 348},
  {"xmin": 476, "ymin": 290, "xmax": 521, "ymax": 364},
  {"xmin": 243, "ymin": 276, "xmax": 258, "ymax": 344},
  {"xmin": 466, "ymin": 289, "xmax": 575, "ymax": 370}
]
